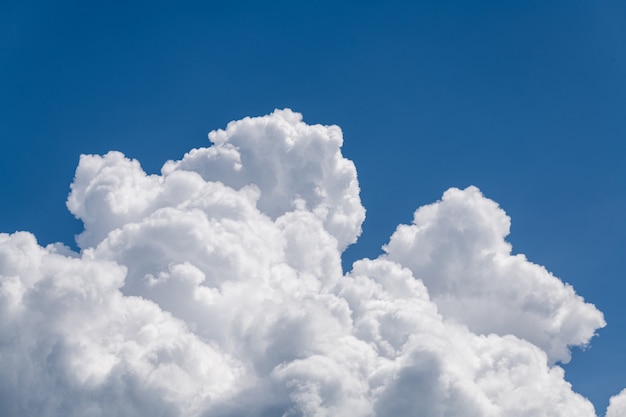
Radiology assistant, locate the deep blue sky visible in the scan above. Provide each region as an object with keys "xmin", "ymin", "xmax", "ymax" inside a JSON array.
[{"xmin": 1, "ymin": 0, "xmax": 625, "ymax": 412}]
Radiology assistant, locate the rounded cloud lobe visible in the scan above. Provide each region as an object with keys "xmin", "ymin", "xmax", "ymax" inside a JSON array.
[
  {"xmin": 383, "ymin": 186, "xmax": 606, "ymax": 364},
  {"xmin": 0, "ymin": 109, "xmax": 616, "ymax": 416}
]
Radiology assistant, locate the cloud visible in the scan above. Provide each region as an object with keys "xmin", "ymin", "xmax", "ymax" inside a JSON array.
[
  {"xmin": 0, "ymin": 109, "xmax": 617, "ymax": 416},
  {"xmin": 383, "ymin": 186, "xmax": 606, "ymax": 364},
  {"xmin": 606, "ymin": 390, "xmax": 626, "ymax": 417}
]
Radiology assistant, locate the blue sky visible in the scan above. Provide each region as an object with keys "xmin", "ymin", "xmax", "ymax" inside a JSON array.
[{"xmin": 1, "ymin": 0, "xmax": 625, "ymax": 412}]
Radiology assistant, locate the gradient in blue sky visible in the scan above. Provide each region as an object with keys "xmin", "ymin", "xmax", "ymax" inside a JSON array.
[{"xmin": 1, "ymin": 0, "xmax": 625, "ymax": 412}]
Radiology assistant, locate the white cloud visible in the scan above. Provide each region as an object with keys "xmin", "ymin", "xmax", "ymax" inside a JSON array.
[
  {"xmin": 0, "ymin": 109, "xmax": 618, "ymax": 416},
  {"xmin": 0, "ymin": 232, "xmax": 243, "ymax": 417},
  {"xmin": 160, "ymin": 109, "xmax": 365, "ymax": 251},
  {"xmin": 607, "ymin": 389, "xmax": 626, "ymax": 417},
  {"xmin": 383, "ymin": 186, "xmax": 606, "ymax": 364}
]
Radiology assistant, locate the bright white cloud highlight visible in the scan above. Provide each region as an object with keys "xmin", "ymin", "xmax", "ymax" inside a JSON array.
[{"xmin": 0, "ymin": 109, "xmax": 618, "ymax": 416}]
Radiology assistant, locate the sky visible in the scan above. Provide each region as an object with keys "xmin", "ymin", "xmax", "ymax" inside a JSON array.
[{"xmin": 1, "ymin": 1, "xmax": 625, "ymax": 415}]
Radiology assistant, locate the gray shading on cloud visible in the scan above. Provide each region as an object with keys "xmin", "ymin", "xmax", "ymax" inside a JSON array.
[{"xmin": 0, "ymin": 109, "xmax": 621, "ymax": 416}]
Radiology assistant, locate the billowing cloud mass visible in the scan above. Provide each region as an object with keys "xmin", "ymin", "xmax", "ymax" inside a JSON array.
[{"xmin": 0, "ymin": 109, "xmax": 621, "ymax": 416}]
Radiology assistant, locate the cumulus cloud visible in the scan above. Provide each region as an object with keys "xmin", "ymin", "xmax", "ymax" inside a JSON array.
[
  {"xmin": 383, "ymin": 186, "xmax": 606, "ymax": 364},
  {"xmin": 607, "ymin": 389, "xmax": 626, "ymax": 417},
  {"xmin": 0, "ymin": 109, "xmax": 618, "ymax": 416}
]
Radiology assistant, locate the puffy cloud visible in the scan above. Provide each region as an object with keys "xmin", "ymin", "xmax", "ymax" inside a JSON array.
[
  {"xmin": 0, "ymin": 232, "xmax": 243, "ymax": 417},
  {"xmin": 341, "ymin": 259, "xmax": 597, "ymax": 417},
  {"xmin": 607, "ymin": 389, "xmax": 626, "ymax": 417},
  {"xmin": 0, "ymin": 109, "xmax": 618, "ymax": 416},
  {"xmin": 383, "ymin": 186, "xmax": 606, "ymax": 364},
  {"xmin": 160, "ymin": 109, "xmax": 365, "ymax": 251}
]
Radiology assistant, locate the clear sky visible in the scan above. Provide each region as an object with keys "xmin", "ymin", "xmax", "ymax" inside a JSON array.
[{"xmin": 1, "ymin": 0, "xmax": 625, "ymax": 413}]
